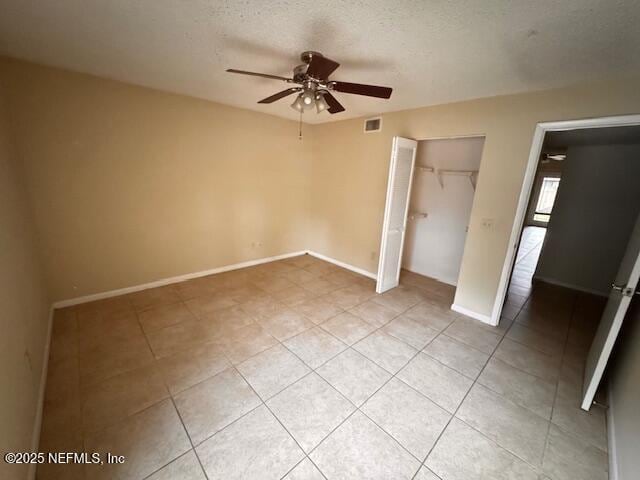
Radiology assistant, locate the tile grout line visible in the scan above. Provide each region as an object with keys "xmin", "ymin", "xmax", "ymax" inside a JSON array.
[
  {"xmin": 169, "ymin": 397, "xmax": 210, "ymax": 480},
  {"xmin": 167, "ymin": 263, "xmax": 355, "ymax": 475},
  {"xmin": 61, "ymin": 260, "xmax": 477, "ymax": 480},
  {"xmin": 409, "ymin": 289, "xmax": 529, "ymax": 479},
  {"xmin": 83, "ymin": 279, "xmax": 454, "ymax": 477},
  {"xmin": 133, "ymin": 300, "xmax": 211, "ymax": 480},
  {"xmin": 126, "ymin": 290, "xmax": 371, "ymax": 464},
  {"xmin": 263, "ymin": 283, "xmax": 463, "ymax": 475},
  {"xmin": 231, "ymin": 363, "xmax": 329, "ymax": 480},
  {"xmin": 275, "ymin": 294, "xmax": 416, "ymax": 462},
  {"xmin": 50, "ymin": 259, "xmax": 319, "ymax": 476},
  {"xmin": 539, "ymin": 291, "xmax": 579, "ymax": 470},
  {"xmin": 221, "ymin": 286, "xmax": 441, "ymax": 475},
  {"xmin": 417, "ymin": 285, "xmax": 588, "ymax": 479},
  {"xmin": 140, "ymin": 450, "xmax": 203, "ymax": 480},
  {"xmin": 298, "ymin": 296, "xmax": 449, "ymax": 469},
  {"xmin": 160, "ymin": 287, "xmax": 383, "ymax": 475}
]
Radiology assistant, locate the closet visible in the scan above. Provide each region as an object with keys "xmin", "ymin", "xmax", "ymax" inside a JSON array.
[{"xmin": 402, "ymin": 136, "xmax": 484, "ymax": 285}]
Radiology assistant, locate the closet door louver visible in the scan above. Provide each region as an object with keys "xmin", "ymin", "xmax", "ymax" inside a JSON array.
[{"xmin": 376, "ymin": 137, "xmax": 418, "ymax": 293}]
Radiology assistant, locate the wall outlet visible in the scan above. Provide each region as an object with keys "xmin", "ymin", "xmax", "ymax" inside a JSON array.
[{"xmin": 481, "ymin": 218, "xmax": 495, "ymax": 229}]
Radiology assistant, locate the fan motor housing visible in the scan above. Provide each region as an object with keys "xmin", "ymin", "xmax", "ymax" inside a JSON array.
[
  {"xmin": 293, "ymin": 51, "xmax": 326, "ymax": 83},
  {"xmin": 293, "ymin": 64, "xmax": 308, "ymax": 83},
  {"xmin": 301, "ymin": 51, "xmax": 323, "ymax": 64}
]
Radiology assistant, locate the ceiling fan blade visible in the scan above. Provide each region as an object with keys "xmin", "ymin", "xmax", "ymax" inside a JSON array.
[
  {"xmin": 322, "ymin": 91, "xmax": 345, "ymax": 114},
  {"xmin": 257, "ymin": 88, "xmax": 302, "ymax": 104},
  {"xmin": 226, "ymin": 69, "xmax": 292, "ymax": 82},
  {"xmin": 306, "ymin": 55, "xmax": 340, "ymax": 80},
  {"xmin": 331, "ymin": 81, "xmax": 392, "ymax": 99}
]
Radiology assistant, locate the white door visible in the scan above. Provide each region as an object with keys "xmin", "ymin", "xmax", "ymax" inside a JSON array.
[
  {"xmin": 582, "ymin": 213, "xmax": 640, "ymax": 410},
  {"xmin": 376, "ymin": 136, "xmax": 418, "ymax": 293}
]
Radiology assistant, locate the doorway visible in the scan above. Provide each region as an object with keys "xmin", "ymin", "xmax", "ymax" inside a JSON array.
[
  {"xmin": 495, "ymin": 116, "xmax": 640, "ymax": 411},
  {"xmin": 507, "ymin": 124, "xmax": 640, "ymax": 297},
  {"xmin": 507, "ymin": 139, "xmax": 565, "ymax": 295}
]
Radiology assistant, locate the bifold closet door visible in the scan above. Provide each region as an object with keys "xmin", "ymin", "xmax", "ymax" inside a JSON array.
[{"xmin": 376, "ymin": 137, "xmax": 418, "ymax": 293}]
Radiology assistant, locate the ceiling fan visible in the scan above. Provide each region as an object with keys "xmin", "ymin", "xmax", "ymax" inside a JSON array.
[
  {"xmin": 226, "ymin": 51, "xmax": 392, "ymax": 114},
  {"xmin": 541, "ymin": 147, "xmax": 567, "ymax": 163}
]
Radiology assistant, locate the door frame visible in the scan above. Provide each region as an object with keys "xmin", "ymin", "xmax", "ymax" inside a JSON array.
[{"xmin": 490, "ymin": 114, "xmax": 640, "ymax": 325}]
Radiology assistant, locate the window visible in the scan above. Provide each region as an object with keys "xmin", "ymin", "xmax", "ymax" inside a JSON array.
[{"xmin": 533, "ymin": 177, "xmax": 560, "ymax": 223}]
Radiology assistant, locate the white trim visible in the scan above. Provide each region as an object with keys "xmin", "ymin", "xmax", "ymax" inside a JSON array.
[
  {"xmin": 491, "ymin": 114, "xmax": 640, "ymax": 325},
  {"xmin": 533, "ymin": 275, "xmax": 609, "ymax": 298},
  {"xmin": 52, "ymin": 251, "xmax": 307, "ymax": 308},
  {"xmin": 404, "ymin": 268, "xmax": 457, "ymax": 288},
  {"xmin": 607, "ymin": 381, "xmax": 619, "ymax": 480},
  {"xmin": 415, "ymin": 133, "xmax": 486, "ymax": 141},
  {"xmin": 451, "ymin": 303, "xmax": 493, "ymax": 324},
  {"xmin": 29, "ymin": 305, "xmax": 55, "ymax": 479},
  {"xmin": 307, "ymin": 250, "xmax": 377, "ymax": 279}
]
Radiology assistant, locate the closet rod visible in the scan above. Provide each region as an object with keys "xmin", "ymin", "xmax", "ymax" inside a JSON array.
[
  {"xmin": 438, "ymin": 169, "xmax": 478, "ymax": 176},
  {"xmin": 408, "ymin": 211, "xmax": 428, "ymax": 220}
]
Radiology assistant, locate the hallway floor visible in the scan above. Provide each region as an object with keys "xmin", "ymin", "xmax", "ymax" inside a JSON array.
[{"xmin": 39, "ymin": 254, "xmax": 607, "ymax": 479}]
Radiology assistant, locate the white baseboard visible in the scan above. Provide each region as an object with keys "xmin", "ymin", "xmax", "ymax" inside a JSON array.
[
  {"xmin": 52, "ymin": 249, "xmax": 379, "ymax": 310},
  {"xmin": 607, "ymin": 381, "xmax": 619, "ymax": 480},
  {"xmin": 29, "ymin": 304, "xmax": 55, "ymax": 479},
  {"xmin": 451, "ymin": 303, "xmax": 494, "ymax": 326},
  {"xmin": 401, "ymin": 267, "xmax": 457, "ymax": 287},
  {"xmin": 306, "ymin": 250, "xmax": 377, "ymax": 280},
  {"xmin": 533, "ymin": 275, "xmax": 608, "ymax": 297},
  {"xmin": 52, "ymin": 250, "xmax": 307, "ymax": 308}
]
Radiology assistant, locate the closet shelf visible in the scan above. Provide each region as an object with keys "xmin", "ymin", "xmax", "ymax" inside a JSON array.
[
  {"xmin": 414, "ymin": 165, "xmax": 478, "ymax": 191},
  {"xmin": 436, "ymin": 169, "xmax": 479, "ymax": 190}
]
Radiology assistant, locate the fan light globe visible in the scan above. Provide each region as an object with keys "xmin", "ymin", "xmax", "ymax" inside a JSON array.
[
  {"xmin": 290, "ymin": 94, "xmax": 305, "ymax": 112},
  {"xmin": 316, "ymin": 93, "xmax": 329, "ymax": 113},
  {"xmin": 300, "ymin": 90, "xmax": 316, "ymax": 110}
]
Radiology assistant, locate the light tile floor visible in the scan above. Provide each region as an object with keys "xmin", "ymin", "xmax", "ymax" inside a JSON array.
[{"xmin": 38, "ymin": 246, "xmax": 608, "ymax": 479}]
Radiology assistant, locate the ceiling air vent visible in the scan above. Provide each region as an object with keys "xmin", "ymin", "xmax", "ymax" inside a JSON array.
[{"xmin": 364, "ymin": 116, "xmax": 382, "ymax": 133}]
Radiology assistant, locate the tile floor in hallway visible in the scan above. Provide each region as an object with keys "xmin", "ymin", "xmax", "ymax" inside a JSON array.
[{"xmin": 38, "ymin": 252, "xmax": 609, "ymax": 480}]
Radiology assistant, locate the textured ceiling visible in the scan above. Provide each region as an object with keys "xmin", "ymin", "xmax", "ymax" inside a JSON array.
[{"xmin": 1, "ymin": 0, "xmax": 639, "ymax": 124}]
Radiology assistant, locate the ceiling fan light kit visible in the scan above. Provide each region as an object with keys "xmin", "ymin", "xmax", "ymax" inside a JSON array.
[{"xmin": 227, "ymin": 51, "xmax": 393, "ymax": 116}]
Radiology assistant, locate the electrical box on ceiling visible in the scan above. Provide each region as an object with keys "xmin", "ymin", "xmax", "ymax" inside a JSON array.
[{"xmin": 364, "ymin": 117, "xmax": 382, "ymax": 133}]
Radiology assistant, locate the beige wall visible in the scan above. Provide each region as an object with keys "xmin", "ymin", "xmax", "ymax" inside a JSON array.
[
  {"xmin": 309, "ymin": 77, "xmax": 640, "ymax": 318},
  {"xmin": 1, "ymin": 58, "xmax": 311, "ymax": 302},
  {"xmin": 2, "ymin": 56, "xmax": 640, "ymax": 320},
  {"xmin": 2, "ymin": 56, "xmax": 640, "ymax": 480},
  {"xmin": 535, "ymin": 144, "xmax": 640, "ymax": 295},
  {"xmin": 0, "ymin": 81, "xmax": 51, "ymax": 480}
]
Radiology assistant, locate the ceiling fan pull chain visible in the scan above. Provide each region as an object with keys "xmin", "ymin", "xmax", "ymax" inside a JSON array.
[{"xmin": 298, "ymin": 110, "xmax": 303, "ymax": 140}]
